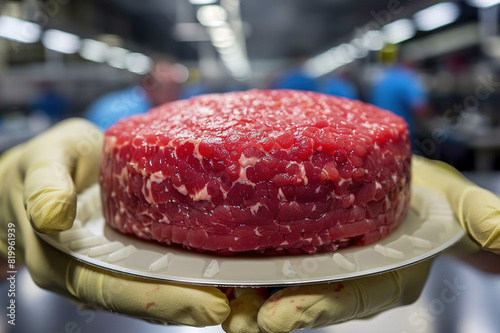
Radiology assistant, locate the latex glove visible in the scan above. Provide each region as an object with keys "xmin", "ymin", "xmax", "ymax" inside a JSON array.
[
  {"xmin": 412, "ymin": 156, "xmax": 500, "ymax": 252},
  {"xmin": 223, "ymin": 156, "xmax": 500, "ymax": 333},
  {"xmin": 223, "ymin": 261, "xmax": 431, "ymax": 333},
  {"xmin": 0, "ymin": 118, "xmax": 230, "ymax": 326}
]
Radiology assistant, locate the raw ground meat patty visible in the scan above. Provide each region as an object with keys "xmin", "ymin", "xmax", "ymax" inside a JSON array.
[{"xmin": 100, "ymin": 89, "xmax": 411, "ymax": 255}]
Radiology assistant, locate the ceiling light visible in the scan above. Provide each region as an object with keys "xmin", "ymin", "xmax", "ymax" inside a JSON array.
[
  {"xmin": 467, "ymin": 0, "xmax": 500, "ymax": 7},
  {"xmin": 106, "ymin": 47, "xmax": 130, "ymax": 69},
  {"xmin": 0, "ymin": 15, "xmax": 41, "ymax": 43},
  {"xmin": 42, "ymin": 29, "xmax": 80, "ymax": 54},
  {"xmin": 216, "ymin": 43, "xmax": 240, "ymax": 54},
  {"xmin": 209, "ymin": 25, "xmax": 236, "ymax": 48},
  {"xmin": 189, "ymin": 0, "xmax": 218, "ymax": 4},
  {"xmin": 196, "ymin": 5, "xmax": 227, "ymax": 27},
  {"xmin": 336, "ymin": 43, "xmax": 357, "ymax": 64},
  {"xmin": 402, "ymin": 23, "xmax": 479, "ymax": 61},
  {"xmin": 414, "ymin": 2, "xmax": 460, "ymax": 31},
  {"xmin": 79, "ymin": 39, "xmax": 108, "ymax": 62},
  {"xmin": 350, "ymin": 38, "xmax": 369, "ymax": 58},
  {"xmin": 304, "ymin": 49, "xmax": 342, "ymax": 78},
  {"xmin": 383, "ymin": 19, "xmax": 416, "ymax": 44},
  {"xmin": 364, "ymin": 30, "xmax": 385, "ymax": 51},
  {"xmin": 125, "ymin": 53, "xmax": 152, "ymax": 74}
]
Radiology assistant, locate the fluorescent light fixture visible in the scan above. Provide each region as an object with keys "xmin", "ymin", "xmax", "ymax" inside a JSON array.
[
  {"xmin": 125, "ymin": 52, "xmax": 152, "ymax": 74},
  {"xmin": 209, "ymin": 25, "xmax": 235, "ymax": 48},
  {"xmin": 336, "ymin": 43, "xmax": 357, "ymax": 64},
  {"xmin": 403, "ymin": 23, "xmax": 479, "ymax": 61},
  {"xmin": 216, "ymin": 43, "xmax": 240, "ymax": 54},
  {"xmin": 42, "ymin": 29, "xmax": 80, "ymax": 54},
  {"xmin": 219, "ymin": 50, "xmax": 251, "ymax": 79},
  {"xmin": 228, "ymin": 62, "xmax": 251, "ymax": 79},
  {"xmin": 189, "ymin": 0, "xmax": 218, "ymax": 4},
  {"xmin": 304, "ymin": 47, "xmax": 343, "ymax": 78},
  {"xmin": 305, "ymin": 31, "xmax": 382, "ymax": 78},
  {"xmin": 350, "ymin": 38, "xmax": 369, "ymax": 58},
  {"xmin": 304, "ymin": 56, "xmax": 341, "ymax": 77},
  {"xmin": 106, "ymin": 47, "xmax": 130, "ymax": 69},
  {"xmin": 383, "ymin": 19, "xmax": 416, "ymax": 44},
  {"xmin": 467, "ymin": 0, "xmax": 500, "ymax": 7},
  {"xmin": 79, "ymin": 39, "xmax": 108, "ymax": 62},
  {"xmin": 197, "ymin": 5, "xmax": 227, "ymax": 27},
  {"xmin": 363, "ymin": 30, "xmax": 385, "ymax": 51},
  {"xmin": 0, "ymin": 15, "xmax": 41, "ymax": 43},
  {"xmin": 305, "ymin": 39, "xmax": 369, "ymax": 78},
  {"xmin": 414, "ymin": 2, "xmax": 460, "ymax": 31}
]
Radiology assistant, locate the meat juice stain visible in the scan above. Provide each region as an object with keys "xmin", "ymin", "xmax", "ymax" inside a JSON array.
[
  {"xmin": 146, "ymin": 302, "xmax": 156, "ymax": 310},
  {"xmin": 272, "ymin": 296, "xmax": 282, "ymax": 303},
  {"xmin": 146, "ymin": 286, "xmax": 160, "ymax": 295},
  {"xmin": 334, "ymin": 283, "xmax": 344, "ymax": 293}
]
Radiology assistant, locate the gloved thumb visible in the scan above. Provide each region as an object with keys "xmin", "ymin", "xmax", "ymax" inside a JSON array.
[
  {"xmin": 412, "ymin": 156, "xmax": 500, "ymax": 252},
  {"xmin": 447, "ymin": 186, "xmax": 500, "ymax": 252},
  {"xmin": 20, "ymin": 118, "xmax": 102, "ymax": 233},
  {"xmin": 257, "ymin": 261, "xmax": 430, "ymax": 333}
]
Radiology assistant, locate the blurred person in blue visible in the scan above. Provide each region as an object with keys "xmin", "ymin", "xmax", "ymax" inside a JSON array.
[
  {"xmin": 321, "ymin": 70, "xmax": 359, "ymax": 100},
  {"xmin": 271, "ymin": 48, "xmax": 318, "ymax": 92},
  {"xmin": 371, "ymin": 44, "xmax": 429, "ymax": 136},
  {"xmin": 85, "ymin": 56, "xmax": 183, "ymax": 129},
  {"xmin": 30, "ymin": 81, "xmax": 67, "ymax": 122}
]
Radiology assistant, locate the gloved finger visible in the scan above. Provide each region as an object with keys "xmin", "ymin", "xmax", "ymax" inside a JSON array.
[
  {"xmin": 222, "ymin": 288, "xmax": 267, "ymax": 333},
  {"xmin": 66, "ymin": 262, "xmax": 230, "ymax": 327},
  {"xmin": 449, "ymin": 186, "xmax": 500, "ymax": 252},
  {"xmin": 257, "ymin": 261, "xmax": 431, "ymax": 333},
  {"xmin": 413, "ymin": 156, "xmax": 500, "ymax": 251},
  {"xmin": 20, "ymin": 118, "xmax": 103, "ymax": 233}
]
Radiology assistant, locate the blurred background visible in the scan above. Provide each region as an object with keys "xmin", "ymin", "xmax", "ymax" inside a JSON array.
[
  {"xmin": 1, "ymin": 0, "xmax": 500, "ymax": 171},
  {"xmin": 1, "ymin": 0, "xmax": 500, "ymax": 332}
]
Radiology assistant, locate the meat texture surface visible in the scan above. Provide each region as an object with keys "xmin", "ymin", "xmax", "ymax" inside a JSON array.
[{"xmin": 100, "ymin": 90, "xmax": 411, "ymax": 255}]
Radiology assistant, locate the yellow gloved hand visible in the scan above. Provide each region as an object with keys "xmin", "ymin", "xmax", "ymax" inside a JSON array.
[
  {"xmin": 412, "ymin": 156, "xmax": 500, "ymax": 252},
  {"xmin": 223, "ymin": 261, "xmax": 431, "ymax": 333},
  {"xmin": 0, "ymin": 118, "xmax": 230, "ymax": 326},
  {"xmin": 223, "ymin": 156, "xmax": 500, "ymax": 333}
]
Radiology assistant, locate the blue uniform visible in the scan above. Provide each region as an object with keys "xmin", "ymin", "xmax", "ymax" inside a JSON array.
[
  {"xmin": 180, "ymin": 83, "xmax": 209, "ymax": 100},
  {"xmin": 371, "ymin": 66, "xmax": 426, "ymax": 133},
  {"xmin": 273, "ymin": 69, "xmax": 318, "ymax": 92},
  {"xmin": 321, "ymin": 77, "xmax": 359, "ymax": 100},
  {"xmin": 30, "ymin": 90, "xmax": 66, "ymax": 121},
  {"xmin": 85, "ymin": 86, "xmax": 152, "ymax": 130}
]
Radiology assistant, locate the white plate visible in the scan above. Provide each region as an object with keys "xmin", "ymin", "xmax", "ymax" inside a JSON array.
[{"xmin": 37, "ymin": 184, "xmax": 464, "ymax": 287}]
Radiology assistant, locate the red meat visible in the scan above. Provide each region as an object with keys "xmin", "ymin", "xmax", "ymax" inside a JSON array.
[{"xmin": 100, "ymin": 90, "xmax": 411, "ymax": 255}]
